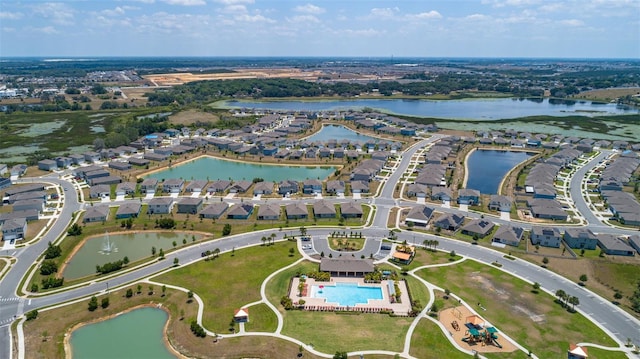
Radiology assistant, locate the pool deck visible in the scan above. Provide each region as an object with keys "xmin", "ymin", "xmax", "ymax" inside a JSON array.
[{"xmin": 289, "ymin": 277, "xmax": 412, "ymax": 315}]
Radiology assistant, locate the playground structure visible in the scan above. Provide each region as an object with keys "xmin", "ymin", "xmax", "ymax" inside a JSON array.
[{"xmin": 460, "ymin": 315, "xmax": 503, "ymax": 349}]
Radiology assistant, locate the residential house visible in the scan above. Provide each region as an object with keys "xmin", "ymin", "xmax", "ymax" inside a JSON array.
[
  {"xmin": 285, "ymin": 202, "xmax": 308, "ymax": 220},
  {"xmin": 461, "ymin": 219, "xmax": 495, "ymax": 238},
  {"xmin": 147, "ymin": 198, "xmax": 174, "ymax": 214},
  {"xmin": 432, "ymin": 213, "xmax": 465, "ymax": 231},
  {"xmin": 303, "ymin": 179, "xmax": 323, "ymax": 194},
  {"xmin": 115, "ymin": 202, "xmax": 141, "ymax": 219},
  {"xmin": 162, "ymin": 179, "xmax": 185, "ymax": 193},
  {"xmin": 530, "ymin": 226, "xmax": 561, "ymax": 248},
  {"xmin": 83, "ymin": 205, "xmax": 110, "ymax": 223},
  {"xmin": 176, "ymin": 197, "xmax": 203, "ymax": 214},
  {"xmin": 115, "ymin": 182, "xmax": 136, "ymax": 197},
  {"xmin": 229, "ymin": 180, "xmax": 252, "ymax": 194},
  {"xmin": 10, "ymin": 164, "xmax": 27, "ymax": 177},
  {"xmin": 83, "ymin": 151, "xmax": 101, "ymax": 163},
  {"xmin": 199, "ymin": 203, "xmax": 228, "ymax": 219},
  {"xmin": 564, "ymin": 228, "xmax": 598, "ymax": 250},
  {"xmin": 1, "ymin": 218, "xmax": 27, "ymax": 241},
  {"xmin": 313, "ymin": 200, "xmax": 336, "ymax": 219},
  {"xmin": 4, "ymin": 184, "xmax": 44, "ymax": 197},
  {"xmin": 458, "ymin": 188, "xmax": 481, "ymax": 205},
  {"xmin": 0, "ymin": 163, "xmax": 7, "ymax": 175},
  {"xmin": 0, "ymin": 177, "xmax": 12, "ymax": 190},
  {"xmin": 227, "ymin": 203, "xmax": 254, "ymax": 219},
  {"xmin": 278, "ymin": 180, "xmax": 299, "ymax": 195},
  {"xmin": 13, "ymin": 199, "xmax": 45, "ymax": 213},
  {"xmin": 596, "ymin": 234, "xmax": 635, "ymax": 256},
  {"xmin": 89, "ymin": 175, "xmax": 122, "ymax": 186},
  {"xmin": 185, "ymin": 180, "xmax": 208, "ymax": 194},
  {"xmin": 341, "ymin": 202, "xmax": 363, "ymax": 218},
  {"xmin": 326, "ymin": 180, "xmax": 346, "ymax": 195},
  {"xmin": 350, "ymin": 181, "xmax": 370, "ymax": 194},
  {"xmin": 37, "ymin": 159, "xmax": 58, "ymax": 171},
  {"xmin": 207, "ymin": 180, "xmax": 232, "ymax": 194},
  {"xmin": 257, "ymin": 203, "xmax": 281, "ymax": 220},
  {"xmin": 253, "ymin": 181, "xmax": 274, "ymax": 195},
  {"xmin": 488, "ymin": 195, "xmax": 512, "ymax": 212},
  {"xmin": 128, "ymin": 157, "xmax": 150, "ymax": 167},
  {"xmin": 140, "ymin": 178, "xmax": 158, "ymax": 194},
  {"xmin": 492, "ymin": 225, "xmax": 524, "ymax": 247},
  {"xmin": 108, "ymin": 161, "xmax": 132, "ymax": 171},
  {"xmin": 5, "ymin": 191, "xmax": 47, "ymax": 205},
  {"xmin": 405, "ymin": 205, "xmax": 434, "ymax": 227},
  {"xmin": 89, "ymin": 184, "xmax": 111, "ymax": 199},
  {"xmin": 431, "ymin": 187, "xmax": 452, "ymax": 202},
  {"xmin": 628, "ymin": 235, "xmax": 640, "ymax": 254},
  {"xmin": 406, "ymin": 183, "xmax": 428, "ymax": 198}
]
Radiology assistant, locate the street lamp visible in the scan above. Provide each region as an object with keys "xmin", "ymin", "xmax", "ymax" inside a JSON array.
[{"xmin": 106, "ymin": 282, "xmax": 109, "ymax": 293}]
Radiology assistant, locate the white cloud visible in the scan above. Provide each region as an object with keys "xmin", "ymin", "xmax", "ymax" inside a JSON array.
[
  {"xmin": 465, "ymin": 14, "xmax": 491, "ymax": 21},
  {"xmin": 220, "ymin": 5, "xmax": 248, "ymax": 13},
  {"xmin": 128, "ymin": 0, "xmax": 155, "ymax": 3},
  {"xmin": 560, "ymin": 19, "xmax": 584, "ymax": 27},
  {"xmin": 407, "ymin": 11, "xmax": 442, "ymax": 20},
  {"xmin": 234, "ymin": 14, "xmax": 275, "ymax": 23},
  {"xmin": 213, "ymin": 0, "xmax": 254, "ymax": 4},
  {"xmin": 102, "ymin": 7, "xmax": 126, "ymax": 16},
  {"xmin": 162, "ymin": 0, "xmax": 206, "ymax": 5},
  {"xmin": 0, "ymin": 11, "xmax": 24, "ymax": 20},
  {"xmin": 32, "ymin": 3, "xmax": 75, "ymax": 26},
  {"xmin": 369, "ymin": 7, "xmax": 399, "ymax": 18},
  {"xmin": 288, "ymin": 15, "xmax": 320, "ymax": 23},
  {"xmin": 294, "ymin": 4, "xmax": 325, "ymax": 14},
  {"xmin": 343, "ymin": 28, "xmax": 383, "ymax": 37},
  {"xmin": 32, "ymin": 26, "xmax": 59, "ymax": 34}
]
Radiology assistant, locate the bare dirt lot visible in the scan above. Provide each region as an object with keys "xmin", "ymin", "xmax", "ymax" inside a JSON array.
[
  {"xmin": 167, "ymin": 110, "xmax": 219, "ymax": 126},
  {"xmin": 144, "ymin": 68, "xmax": 326, "ymax": 86}
]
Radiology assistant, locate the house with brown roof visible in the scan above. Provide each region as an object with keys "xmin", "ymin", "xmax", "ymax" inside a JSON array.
[
  {"xmin": 313, "ymin": 200, "xmax": 336, "ymax": 219},
  {"xmin": 326, "ymin": 180, "xmax": 345, "ymax": 195},
  {"xmin": 229, "ymin": 180, "xmax": 252, "ymax": 194},
  {"xmin": 285, "ymin": 202, "xmax": 308, "ymax": 220},
  {"xmin": 340, "ymin": 202, "xmax": 363, "ymax": 218},
  {"xmin": 405, "ymin": 205, "xmax": 434, "ymax": 227},
  {"xmin": 461, "ymin": 219, "xmax": 495, "ymax": 238},
  {"xmin": 492, "ymin": 225, "xmax": 524, "ymax": 247},
  {"xmin": 227, "ymin": 203, "xmax": 254, "ymax": 219},
  {"xmin": 253, "ymin": 181, "xmax": 274, "ymax": 195},
  {"xmin": 199, "ymin": 203, "xmax": 228, "ymax": 219},
  {"xmin": 319, "ymin": 258, "xmax": 374, "ymax": 277},
  {"xmin": 257, "ymin": 203, "xmax": 281, "ymax": 220},
  {"xmin": 83, "ymin": 205, "xmax": 110, "ymax": 223}
]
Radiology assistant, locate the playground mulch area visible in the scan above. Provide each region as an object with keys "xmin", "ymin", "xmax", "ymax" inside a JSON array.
[{"xmin": 438, "ymin": 305, "xmax": 519, "ymax": 354}]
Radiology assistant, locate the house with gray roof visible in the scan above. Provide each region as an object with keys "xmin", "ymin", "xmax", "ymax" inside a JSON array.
[
  {"xmin": 0, "ymin": 210, "xmax": 39, "ymax": 224},
  {"xmin": 1, "ymin": 218, "xmax": 26, "ymax": 241},
  {"xmin": 185, "ymin": 180, "xmax": 208, "ymax": 193},
  {"xmin": 564, "ymin": 228, "xmax": 598, "ymax": 250},
  {"xmin": 405, "ymin": 205, "xmax": 434, "ymax": 227},
  {"xmin": 207, "ymin": 180, "xmax": 231, "ymax": 193},
  {"xmin": 147, "ymin": 197, "xmax": 174, "ymax": 214},
  {"xmin": 530, "ymin": 226, "xmax": 561, "ymax": 248},
  {"xmin": 278, "ymin": 180, "xmax": 299, "ymax": 195},
  {"xmin": 89, "ymin": 175, "xmax": 122, "ymax": 186},
  {"xmin": 431, "ymin": 187, "xmax": 452, "ymax": 202},
  {"xmin": 285, "ymin": 202, "xmax": 308, "ymax": 220},
  {"xmin": 10, "ymin": 164, "xmax": 27, "ymax": 177},
  {"xmin": 528, "ymin": 198, "xmax": 568, "ymax": 221},
  {"xmin": 340, "ymin": 202, "xmax": 363, "ymax": 218},
  {"xmin": 326, "ymin": 180, "xmax": 345, "ymax": 195},
  {"xmin": 303, "ymin": 179, "xmax": 323, "ymax": 194},
  {"xmin": 162, "ymin": 179, "xmax": 185, "ymax": 193},
  {"xmin": 108, "ymin": 161, "xmax": 132, "ymax": 171},
  {"xmin": 253, "ymin": 181, "xmax": 274, "ymax": 195},
  {"xmin": 38, "ymin": 159, "xmax": 58, "ymax": 171},
  {"xmin": 229, "ymin": 180, "xmax": 252, "ymax": 194},
  {"xmin": 227, "ymin": 203, "xmax": 254, "ymax": 219},
  {"xmin": 89, "ymin": 184, "xmax": 111, "ymax": 199},
  {"xmin": 115, "ymin": 202, "xmax": 141, "ymax": 219},
  {"xmin": 488, "ymin": 195, "xmax": 512, "ymax": 212},
  {"xmin": 5, "ymin": 191, "xmax": 47, "ymax": 204},
  {"xmin": 116, "ymin": 182, "xmax": 136, "ymax": 197},
  {"xmin": 350, "ymin": 181, "xmax": 369, "ymax": 194},
  {"xmin": 492, "ymin": 225, "xmax": 524, "ymax": 247},
  {"xmin": 140, "ymin": 178, "xmax": 158, "ymax": 194},
  {"xmin": 628, "ymin": 235, "xmax": 640, "ymax": 254},
  {"xmin": 461, "ymin": 219, "xmax": 495, "ymax": 238},
  {"xmin": 433, "ymin": 213, "xmax": 465, "ymax": 231},
  {"xmin": 406, "ymin": 183, "xmax": 428, "ymax": 198},
  {"xmin": 83, "ymin": 205, "xmax": 110, "ymax": 223},
  {"xmin": 458, "ymin": 189, "xmax": 481, "ymax": 205},
  {"xmin": 313, "ymin": 200, "xmax": 336, "ymax": 219},
  {"xmin": 13, "ymin": 199, "xmax": 45, "ymax": 213},
  {"xmin": 596, "ymin": 234, "xmax": 635, "ymax": 256},
  {"xmin": 199, "ymin": 203, "xmax": 228, "ymax": 219},
  {"xmin": 177, "ymin": 197, "xmax": 203, "ymax": 214},
  {"xmin": 257, "ymin": 203, "xmax": 281, "ymax": 220}
]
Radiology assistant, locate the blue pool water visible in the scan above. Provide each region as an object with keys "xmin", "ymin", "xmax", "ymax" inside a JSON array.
[{"xmin": 311, "ymin": 282, "xmax": 383, "ymax": 306}]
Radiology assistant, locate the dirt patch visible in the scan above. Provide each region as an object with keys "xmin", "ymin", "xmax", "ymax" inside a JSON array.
[
  {"xmin": 168, "ymin": 110, "xmax": 219, "ymax": 126},
  {"xmin": 439, "ymin": 305, "xmax": 519, "ymax": 353}
]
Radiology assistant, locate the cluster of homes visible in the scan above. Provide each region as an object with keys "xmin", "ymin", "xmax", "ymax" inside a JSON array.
[
  {"xmin": 0, "ymin": 183, "xmax": 47, "ymax": 241},
  {"xmin": 404, "ymin": 204, "xmax": 640, "ymax": 257},
  {"xmin": 83, "ymin": 199, "xmax": 364, "ymax": 224},
  {"xmin": 597, "ymin": 150, "xmax": 640, "ymax": 226}
]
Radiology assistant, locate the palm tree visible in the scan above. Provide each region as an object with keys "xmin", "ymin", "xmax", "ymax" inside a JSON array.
[
  {"xmin": 261, "ymin": 236, "xmax": 267, "ymax": 246},
  {"xmin": 569, "ymin": 296, "xmax": 580, "ymax": 312},
  {"xmin": 423, "ymin": 239, "xmax": 431, "ymax": 249},
  {"xmin": 432, "ymin": 240, "xmax": 439, "ymax": 250},
  {"xmin": 299, "ymin": 226, "xmax": 307, "ymax": 238},
  {"xmin": 555, "ymin": 289, "xmax": 567, "ymax": 308},
  {"xmin": 213, "ymin": 248, "xmax": 220, "ymax": 258},
  {"xmin": 270, "ymin": 233, "xmax": 276, "ymax": 245}
]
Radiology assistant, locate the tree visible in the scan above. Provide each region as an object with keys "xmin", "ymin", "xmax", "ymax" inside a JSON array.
[
  {"xmin": 614, "ymin": 291, "xmax": 623, "ymax": 301},
  {"xmin": 25, "ymin": 310, "xmax": 38, "ymax": 321},
  {"xmin": 126, "ymin": 288, "xmax": 133, "ymax": 298},
  {"xmin": 173, "ymin": 257, "xmax": 180, "ymax": 266},
  {"xmin": 182, "ymin": 238, "xmax": 187, "ymax": 245},
  {"xmin": 30, "ymin": 283, "xmax": 39, "ymax": 293},
  {"xmin": 151, "ymin": 246, "xmax": 157, "ymax": 256},
  {"xmin": 579, "ymin": 274, "xmax": 588, "ymax": 283},
  {"xmin": 222, "ymin": 223, "xmax": 232, "ymax": 236},
  {"xmin": 299, "ymin": 226, "xmax": 307, "ymax": 237},
  {"xmin": 172, "ymin": 241, "xmax": 177, "ymax": 248},
  {"xmin": 212, "ymin": 248, "xmax": 220, "ymax": 258},
  {"xmin": 101, "ymin": 297, "xmax": 110, "ymax": 309},
  {"xmin": 261, "ymin": 236, "xmax": 267, "ymax": 246},
  {"xmin": 555, "ymin": 289, "xmax": 567, "ymax": 308},
  {"xmin": 137, "ymin": 284, "xmax": 142, "ymax": 294},
  {"xmin": 542, "ymin": 257, "xmax": 549, "ymax": 266},
  {"xmin": 568, "ymin": 296, "xmax": 580, "ymax": 311},
  {"xmin": 159, "ymin": 248, "xmax": 165, "ymax": 259},
  {"xmin": 88, "ymin": 296, "xmax": 98, "ymax": 311},
  {"xmin": 333, "ymin": 352, "xmax": 348, "ymax": 359},
  {"xmin": 148, "ymin": 285, "xmax": 154, "ymax": 295},
  {"xmin": 40, "ymin": 260, "xmax": 58, "ymax": 275},
  {"xmin": 289, "ymin": 247, "xmax": 295, "ymax": 257},
  {"xmin": 67, "ymin": 223, "xmax": 84, "ymax": 236},
  {"xmin": 44, "ymin": 242, "xmax": 62, "ymax": 259},
  {"xmin": 123, "ymin": 256, "xmax": 129, "ymax": 265},
  {"xmin": 162, "ymin": 285, "xmax": 167, "ymax": 297},
  {"xmin": 532, "ymin": 282, "xmax": 541, "ymax": 294}
]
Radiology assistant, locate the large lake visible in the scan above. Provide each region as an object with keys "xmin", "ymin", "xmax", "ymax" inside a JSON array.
[
  {"xmin": 70, "ymin": 307, "xmax": 176, "ymax": 359},
  {"xmin": 145, "ymin": 156, "xmax": 337, "ymax": 182},
  {"xmin": 221, "ymin": 98, "xmax": 637, "ymax": 121},
  {"xmin": 465, "ymin": 150, "xmax": 534, "ymax": 194}
]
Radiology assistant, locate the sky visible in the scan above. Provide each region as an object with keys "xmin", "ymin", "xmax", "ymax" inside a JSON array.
[{"xmin": 0, "ymin": 0, "xmax": 639, "ymax": 58}]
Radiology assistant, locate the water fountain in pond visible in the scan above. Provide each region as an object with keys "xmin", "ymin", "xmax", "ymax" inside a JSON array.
[{"xmin": 100, "ymin": 232, "xmax": 118, "ymax": 255}]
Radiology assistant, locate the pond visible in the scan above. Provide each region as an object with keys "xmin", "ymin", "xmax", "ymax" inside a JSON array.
[
  {"xmin": 304, "ymin": 124, "xmax": 379, "ymax": 143},
  {"xmin": 63, "ymin": 232, "xmax": 204, "ymax": 280},
  {"xmin": 465, "ymin": 149, "xmax": 534, "ymax": 195},
  {"xmin": 144, "ymin": 156, "xmax": 337, "ymax": 182},
  {"xmin": 70, "ymin": 307, "xmax": 176, "ymax": 359},
  {"xmin": 219, "ymin": 98, "xmax": 637, "ymax": 121}
]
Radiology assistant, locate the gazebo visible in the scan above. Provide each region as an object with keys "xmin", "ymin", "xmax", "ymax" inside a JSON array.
[
  {"xmin": 465, "ymin": 315, "xmax": 485, "ymax": 328},
  {"xmin": 233, "ymin": 308, "xmax": 249, "ymax": 323}
]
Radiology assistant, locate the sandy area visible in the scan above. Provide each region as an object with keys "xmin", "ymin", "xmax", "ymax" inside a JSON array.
[
  {"xmin": 144, "ymin": 68, "xmax": 324, "ymax": 86},
  {"xmin": 438, "ymin": 305, "xmax": 518, "ymax": 354}
]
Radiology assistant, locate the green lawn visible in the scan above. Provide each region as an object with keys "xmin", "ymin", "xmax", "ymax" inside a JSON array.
[
  {"xmin": 154, "ymin": 242, "xmax": 299, "ymax": 333},
  {"xmin": 410, "ymin": 318, "xmax": 471, "ymax": 359},
  {"xmin": 243, "ymin": 303, "xmax": 278, "ymax": 333},
  {"xmin": 393, "ymin": 248, "xmax": 461, "ymax": 271},
  {"xmin": 577, "ymin": 347, "xmax": 629, "ymax": 359},
  {"xmin": 404, "ymin": 275, "xmax": 430, "ymax": 309},
  {"xmin": 415, "ymin": 260, "xmax": 618, "ymax": 359}
]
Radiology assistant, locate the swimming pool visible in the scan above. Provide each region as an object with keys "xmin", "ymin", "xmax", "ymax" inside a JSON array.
[{"xmin": 311, "ymin": 282, "xmax": 383, "ymax": 306}]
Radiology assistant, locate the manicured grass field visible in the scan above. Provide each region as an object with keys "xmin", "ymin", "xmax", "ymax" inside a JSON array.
[
  {"xmin": 243, "ymin": 303, "xmax": 278, "ymax": 333},
  {"xmin": 410, "ymin": 318, "xmax": 471, "ymax": 359},
  {"xmin": 415, "ymin": 260, "xmax": 618, "ymax": 358},
  {"xmin": 394, "ymin": 248, "xmax": 461, "ymax": 271},
  {"xmin": 154, "ymin": 241, "xmax": 299, "ymax": 333}
]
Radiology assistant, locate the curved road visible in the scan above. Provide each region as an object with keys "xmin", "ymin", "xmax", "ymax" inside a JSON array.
[{"xmin": 1, "ymin": 137, "xmax": 639, "ymax": 359}]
